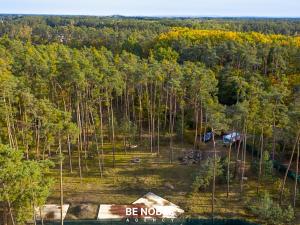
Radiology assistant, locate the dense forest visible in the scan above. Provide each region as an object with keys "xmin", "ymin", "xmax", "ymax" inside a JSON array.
[{"xmin": 0, "ymin": 15, "xmax": 300, "ymax": 225}]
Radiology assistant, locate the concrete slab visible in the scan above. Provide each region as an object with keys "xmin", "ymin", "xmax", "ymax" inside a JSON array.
[
  {"xmin": 97, "ymin": 192, "xmax": 184, "ymax": 220},
  {"xmin": 35, "ymin": 204, "xmax": 69, "ymax": 221}
]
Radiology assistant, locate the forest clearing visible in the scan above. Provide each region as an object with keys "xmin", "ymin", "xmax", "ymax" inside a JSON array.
[
  {"xmin": 0, "ymin": 15, "xmax": 299, "ymax": 225},
  {"xmin": 44, "ymin": 134, "xmax": 297, "ymax": 224}
]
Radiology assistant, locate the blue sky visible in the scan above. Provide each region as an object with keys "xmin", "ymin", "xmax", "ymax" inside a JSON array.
[{"xmin": 0, "ymin": 0, "xmax": 299, "ymax": 17}]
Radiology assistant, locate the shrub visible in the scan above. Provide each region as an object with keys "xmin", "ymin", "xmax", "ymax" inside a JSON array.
[
  {"xmin": 192, "ymin": 156, "xmax": 224, "ymax": 191},
  {"xmin": 251, "ymin": 151, "xmax": 273, "ymax": 180},
  {"xmin": 273, "ymin": 178, "xmax": 290, "ymax": 200},
  {"xmin": 249, "ymin": 191, "xmax": 294, "ymax": 225}
]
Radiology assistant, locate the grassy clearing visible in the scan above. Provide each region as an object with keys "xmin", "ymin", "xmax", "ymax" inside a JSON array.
[{"xmin": 47, "ymin": 139, "xmax": 300, "ymax": 224}]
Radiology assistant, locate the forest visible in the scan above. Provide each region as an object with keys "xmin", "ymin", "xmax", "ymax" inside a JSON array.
[{"xmin": 0, "ymin": 15, "xmax": 300, "ymax": 225}]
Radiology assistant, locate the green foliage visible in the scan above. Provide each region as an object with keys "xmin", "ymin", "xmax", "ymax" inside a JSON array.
[
  {"xmin": 206, "ymin": 101, "xmax": 228, "ymax": 134},
  {"xmin": 272, "ymin": 178, "xmax": 291, "ymax": 201},
  {"xmin": 251, "ymin": 151, "xmax": 273, "ymax": 180},
  {"xmin": 0, "ymin": 15, "xmax": 299, "ymax": 224},
  {"xmin": 119, "ymin": 119, "xmax": 138, "ymax": 144},
  {"xmin": 0, "ymin": 144, "xmax": 53, "ymax": 223},
  {"xmin": 249, "ymin": 191, "xmax": 294, "ymax": 225},
  {"xmin": 192, "ymin": 156, "xmax": 224, "ymax": 191},
  {"xmin": 153, "ymin": 47, "xmax": 179, "ymax": 62},
  {"xmin": 221, "ymin": 156, "xmax": 233, "ymax": 183}
]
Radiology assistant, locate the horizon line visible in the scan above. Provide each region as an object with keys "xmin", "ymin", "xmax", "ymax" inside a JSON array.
[{"xmin": 0, "ymin": 13, "xmax": 300, "ymax": 19}]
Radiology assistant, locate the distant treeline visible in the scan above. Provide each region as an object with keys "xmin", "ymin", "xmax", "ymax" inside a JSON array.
[{"xmin": 0, "ymin": 15, "xmax": 299, "ymax": 52}]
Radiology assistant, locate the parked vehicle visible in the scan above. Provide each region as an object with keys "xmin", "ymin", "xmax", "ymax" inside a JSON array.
[
  {"xmin": 223, "ymin": 132, "xmax": 240, "ymax": 144},
  {"xmin": 202, "ymin": 132, "xmax": 213, "ymax": 142}
]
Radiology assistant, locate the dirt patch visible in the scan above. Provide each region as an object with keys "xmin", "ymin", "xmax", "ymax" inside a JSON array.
[{"xmin": 66, "ymin": 204, "xmax": 98, "ymax": 219}]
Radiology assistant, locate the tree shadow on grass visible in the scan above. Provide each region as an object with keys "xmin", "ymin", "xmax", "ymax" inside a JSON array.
[{"xmin": 116, "ymin": 164, "xmax": 195, "ymax": 191}]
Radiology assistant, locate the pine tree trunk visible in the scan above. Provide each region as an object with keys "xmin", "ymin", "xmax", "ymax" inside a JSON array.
[
  {"xmin": 76, "ymin": 101, "xmax": 82, "ymax": 180},
  {"xmin": 280, "ymin": 130, "xmax": 300, "ymax": 204},
  {"xmin": 240, "ymin": 125, "xmax": 247, "ymax": 195},
  {"xmin": 170, "ymin": 97, "xmax": 177, "ymax": 164},
  {"xmin": 234, "ymin": 134, "xmax": 243, "ymax": 179},
  {"xmin": 8, "ymin": 97, "xmax": 18, "ymax": 150},
  {"xmin": 169, "ymin": 93, "xmax": 172, "ymax": 163},
  {"xmin": 152, "ymin": 82, "xmax": 157, "ymax": 150},
  {"xmin": 131, "ymin": 94, "xmax": 136, "ymax": 123},
  {"xmin": 8, "ymin": 199, "xmax": 15, "ymax": 225},
  {"xmin": 212, "ymin": 129, "xmax": 216, "ymax": 222},
  {"xmin": 157, "ymin": 95, "xmax": 161, "ymax": 156},
  {"xmin": 90, "ymin": 110, "xmax": 103, "ymax": 178},
  {"xmin": 82, "ymin": 100, "xmax": 88, "ymax": 171},
  {"xmin": 199, "ymin": 100, "xmax": 203, "ymax": 144},
  {"xmin": 111, "ymin": 100, "xmax": 116, "ymax": 168},
  {"xmin": 24, "ymin": 111, "xmax": 29, "ymax": 160},
  {"xmin": 99, "ymin": 98, "xmax": 104, "ymax": 171},
  {"xmin": 138, "ymin": 90, "xmax": 143, "ymax": 142},
  {"xmin": 67, "ymin": 135, "xmax": 72, "ymax": 173},
  {"xmin": 252, "ymin": 130, "xmax": 255, "ymax": 160},
  {"xmin": 59, "ymin": 135, "xmax": 64, "ymax": 225},
  {"xmin": 194, "ymin": 104, "xmax": 198, "ymax": 149},
  {"xmin": 293, "ymin": 138, "xmax": 299, "ymax": 208},
  {"xmin": 227, "ymin": 142, "xmax": 232, "ymax": 198},
  {"xmin": 146, "ymin": 86, "xmax": 153, "ymax": 153},
  {"xmin": 257, "ymin": 128, "xmax": 264, "ymax": 194},
  {"xmin": 35, "ymin": 119, "xmax": 40, "ymax": 159},
  {"xmin": 272, "ymin": 113, "xmax": 276, "ymax": 160},
  {"xmin": 181, "ymin": 105, "xmax": 184, "ymax": 147},
  {"xmin": 164, "ymin": 89, "xmax": 168, "ymax": 130}
]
